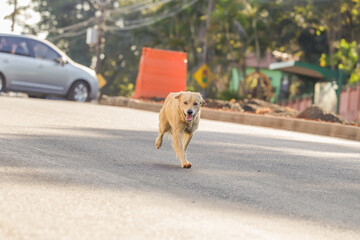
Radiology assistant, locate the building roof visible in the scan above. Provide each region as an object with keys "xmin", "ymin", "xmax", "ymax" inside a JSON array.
[
  {"xmin": 245, "ymin": 51, "xmax": 278, "ymax": 69},
  {"xmin": 245, "ymin": 51, "xmax": 299, "ymax": 69}
]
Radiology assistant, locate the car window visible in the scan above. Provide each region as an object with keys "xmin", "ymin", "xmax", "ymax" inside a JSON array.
[
  {"xmin": 0, "ymin": 37, "xmax": 11, "ymax": 53},
  {"xmin": 30, "ymin": 40, "xmax": 61, "ymax": 61},
  {"xmin": 0, "ymin": 36, "xmax": 31, "ymax": 57}
]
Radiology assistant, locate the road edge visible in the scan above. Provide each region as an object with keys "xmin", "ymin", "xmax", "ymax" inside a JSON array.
[{"xmin": 99, "ymin": 96, "xmax": 360, "ymax": 141}]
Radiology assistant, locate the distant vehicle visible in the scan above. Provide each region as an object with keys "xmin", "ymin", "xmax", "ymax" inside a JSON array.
[{"xmin": 0, "ymin": 33, "xmax": 99, "ymax": 102}]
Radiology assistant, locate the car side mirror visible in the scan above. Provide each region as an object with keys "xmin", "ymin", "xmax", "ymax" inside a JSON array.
[{"xmin": 55, "ymin": 57, "xmax": 67, "ymax": 66}]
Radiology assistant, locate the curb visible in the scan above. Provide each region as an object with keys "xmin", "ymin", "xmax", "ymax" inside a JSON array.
[{"xmin": 100, "ymin": 96, "xmax": 360, "ymax": 141}]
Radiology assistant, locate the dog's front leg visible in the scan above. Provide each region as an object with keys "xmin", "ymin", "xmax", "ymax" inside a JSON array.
[
  {"xmin": 172, "ymin": 130, "xmax": 191, "ymax": 168},
  {"xmin": 182, "ymin": 131, "xmax": 193, "ymax": 153}
]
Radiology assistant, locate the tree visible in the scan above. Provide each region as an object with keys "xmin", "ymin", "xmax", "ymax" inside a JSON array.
[
  {"xmin": 5, "ymin": 0, "xmax": 29, "ymax": 32},
  {"xmin": 207, "ymin": 0, "xmax": 273, "ymax": 98}
]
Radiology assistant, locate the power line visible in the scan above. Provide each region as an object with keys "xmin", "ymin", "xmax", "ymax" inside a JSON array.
[
  {"xmin": 46, "ymin": 0, "xmax": 337, "ymax": 39},
  {"xmin": 106, "ymin": 0, "xmax": 199, "ymax": 31},
  {"xmin": 107, "ymin": 0, "xmax": 175, "ymax": 16},
  {"xmin": 48, "ymin": 0, "xmax": 175, "ymax": 35},
  {"xmin": 47, "ymin": 16, "xmax": 98, "ymax": 33},
  {"xmin": 108, "ymin": 0, "xmax": 185, "ymax": 26},
  {"xmin": 46, "ymin": 0, "xmax": 198, "ymax": 40},
  {"xmin": 107, "ymin": 0, "xmax": 154, "ymax": 15},
  {"xmin": 48, "ymin": 28, "xmax": 88, "ymax": 41}
]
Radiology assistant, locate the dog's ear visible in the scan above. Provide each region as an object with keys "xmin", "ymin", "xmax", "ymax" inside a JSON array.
[
  {"xmin": 198, "ymin": 93, "xmax": 207, "ymax": 106},
  {"xmin": 175, "ymin": 93, "xmax": 182, "ymax": 99},
  {"xmin": 201, "ymin": 99, "xmax": 207, "ymax": 106}
]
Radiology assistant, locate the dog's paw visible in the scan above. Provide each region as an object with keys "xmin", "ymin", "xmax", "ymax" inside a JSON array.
[
  {"xmin": 155, "ymin": 139, "xmax": 162, "ymax": 149},
  {"xmin": 182, "ymin": 162, "xmax": 192, "ymax": 168}
]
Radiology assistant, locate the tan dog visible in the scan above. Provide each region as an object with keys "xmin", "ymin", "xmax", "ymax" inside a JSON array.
[{"xmin": 155, "ymin": 91, "xmax": 206, "ymax": 168}]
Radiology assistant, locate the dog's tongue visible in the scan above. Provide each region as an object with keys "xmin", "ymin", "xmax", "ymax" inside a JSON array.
[{"xmin": 186, "ymin": 115, "xmax": 193, "ymax": 122}]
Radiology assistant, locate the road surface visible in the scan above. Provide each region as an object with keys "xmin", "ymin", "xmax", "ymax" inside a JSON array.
[{"xmin": 0, "ymin": 96, "xmax": 359, "ymax": 240}]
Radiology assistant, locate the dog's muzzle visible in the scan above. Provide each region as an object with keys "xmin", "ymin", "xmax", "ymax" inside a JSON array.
[{"xmin": 185, "ymin": 109, "xmax": 194, "ymax": 122}]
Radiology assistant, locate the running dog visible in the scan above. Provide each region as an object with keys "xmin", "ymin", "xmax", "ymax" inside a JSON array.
[{"xmin": 155, "ymin": 91, "xmax": 206, "ymax": 168}]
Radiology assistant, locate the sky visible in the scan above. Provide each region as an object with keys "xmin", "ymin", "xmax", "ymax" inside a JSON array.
[{"xmin": 0, "ymin": 0, "xmax": 40, "ymax": 34}]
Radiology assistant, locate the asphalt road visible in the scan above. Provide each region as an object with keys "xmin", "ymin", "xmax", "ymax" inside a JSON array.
[{"xmin": 0, "ymin": 96, "xmax": 359, "ymax": 240}]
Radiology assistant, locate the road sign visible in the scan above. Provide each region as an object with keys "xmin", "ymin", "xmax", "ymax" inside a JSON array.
[
  {"xmin": 193, "ymin": 64, "xmax": 215, "ymax": 89},
  {"xmin": 97, "ymin": 74, "xmax": 107, "ymax": 88}
]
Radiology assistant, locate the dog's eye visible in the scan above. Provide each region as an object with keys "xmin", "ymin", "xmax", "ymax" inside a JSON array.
[
  {"xmin": 183, "ymin": 101, "xmax": 188, "ymax": 105},
  {"xmin": 194, "ymin": 102, "xmax": 198, "ymax": 106}
]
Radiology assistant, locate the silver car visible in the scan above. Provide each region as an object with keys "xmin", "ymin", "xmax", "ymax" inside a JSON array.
[{"xmin": 0, "ymin": 33, "xmax": 99, "ymax": 102}]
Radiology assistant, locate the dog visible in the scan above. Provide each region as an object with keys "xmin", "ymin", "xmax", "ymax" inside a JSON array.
[{"xmin": 155, "ymin": 91, "xmax": 206, "ymax": 168}]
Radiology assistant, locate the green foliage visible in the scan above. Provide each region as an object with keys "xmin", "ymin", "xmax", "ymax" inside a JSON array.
[
  {"xmin": 334, "ymin": 39, "xmax": 358, "ymax": 74},
  {"xmin": 218, "ymin": 89, "xmax": 243, "ymax": 101},
  {"xmin": 319, "ymin": 39, "xmax": 359, "ymax": 83},
  {"xmin": 349, "ymin": 68, "xmax": 360, "ymax": 85}
]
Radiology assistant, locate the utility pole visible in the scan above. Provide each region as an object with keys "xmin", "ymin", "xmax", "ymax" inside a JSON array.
[
  {"xmin": 201, "ymin": 0, "xmax": 214, "ymax": 98},
  {"xmin": 202, "ymin": 0, "xmax": 214, "ymax": 64},
  {"xmin": 95, "ymin": 0, "xmax": 106, "ymax": 74}
]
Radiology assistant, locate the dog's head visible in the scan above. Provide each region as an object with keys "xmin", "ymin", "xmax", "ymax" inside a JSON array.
[{"xmin": 175, "ymin": 92, "xmax": 206, "ymax": 123}]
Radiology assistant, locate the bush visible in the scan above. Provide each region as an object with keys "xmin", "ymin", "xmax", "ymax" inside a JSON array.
[{"xmin": 218, "ymin": 89, "xmax": 244, "ymax": 101}]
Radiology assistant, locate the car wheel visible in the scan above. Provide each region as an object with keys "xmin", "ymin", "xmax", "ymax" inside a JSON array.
[
  {"xmin": 0, "ymin": 74, "xmax": 5, "ymax": 92},
  {"xmin": 68, "ymin": 81, "xmax": 90, "ymax": 102}
]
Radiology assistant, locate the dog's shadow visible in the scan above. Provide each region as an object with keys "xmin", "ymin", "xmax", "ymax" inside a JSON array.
[{"xmin": 152, "ymin": 163, "xmax": 185, "ymax": 171}]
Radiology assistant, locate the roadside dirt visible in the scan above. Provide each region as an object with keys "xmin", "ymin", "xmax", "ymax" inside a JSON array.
[{"xmin": 145, "ymin": 97, "xmax": 359, "ymax": 127}]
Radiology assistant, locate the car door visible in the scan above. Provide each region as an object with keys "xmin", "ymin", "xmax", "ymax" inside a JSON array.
[
  {"xmin": 27, "ymin": 39, "xmax": 69, "ymax": 95},
  {"xmin": 0, "ymin": 36, "xmax": 38, "ymax": 91}
]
